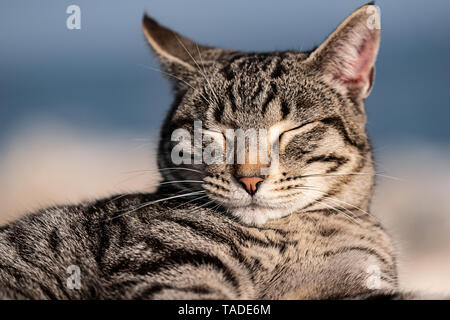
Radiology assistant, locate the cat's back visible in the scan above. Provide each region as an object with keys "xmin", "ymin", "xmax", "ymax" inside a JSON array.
[{"xmin": 0, "ymin": 192, "xmax": 257, "ymax": 299}]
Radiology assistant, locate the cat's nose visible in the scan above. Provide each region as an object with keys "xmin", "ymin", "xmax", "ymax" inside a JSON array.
[{"xmin": 238, "ymin": 176, "xmax": 264, "ymax": 196}]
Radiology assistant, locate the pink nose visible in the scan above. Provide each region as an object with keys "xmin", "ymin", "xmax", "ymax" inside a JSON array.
[{"xmin": 238, "ymin": 177, "xmax": 264, "ymax": 195}]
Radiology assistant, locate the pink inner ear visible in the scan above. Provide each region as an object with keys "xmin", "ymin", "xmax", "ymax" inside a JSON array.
[{"xmin": 336, "ymin": 40, "xmax": 377, "ymax": 86}]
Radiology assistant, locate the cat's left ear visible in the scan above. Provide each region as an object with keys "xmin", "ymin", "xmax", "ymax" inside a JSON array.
[
  {"xmin": 306, "ymin": 4, "xmax": 381, "ymax": 101},
  {"xmin": 142, "ymin": 14, "xmax": 213, "ymax": 85}
]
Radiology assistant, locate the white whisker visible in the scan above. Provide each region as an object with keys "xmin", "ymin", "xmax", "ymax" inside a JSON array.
[
  {"xmin": 295, "ymin": 187, "xmax": 379, "ymax": 222},
  {"xmin": 137, "ymin": 64, "xmax": 215, "ymax": 105},
  {"xmin": 174, "ymin": 35, "xmax": 220, "ymax": 105},
  {"xmin": 185, "ymin": 199, "xmax": 216, "ymax": 215},
  {"xmin": 122, "ymin": 167, "xmax": 202, "ymax": 175},
  {"xmin": 195, "ymin": 42, "xmax": 221, "ymax": 104},
  {"xmin": 170, "ymin": 194, "xmax": 210, "ymax": 212},
  {"xmin": 298, "ymin": 172, "xmax": 402, "ymax": 181},
  {"xmin": 309, "ymin": 198, "xmax": 359, "ymax": 225},
  {"xmin": 106, "ymin": 191, "xmax": 206, "ymax": 221},
  {"xmin": 159, "ymin": 180, "xmax": 204, "ymax": 185}
]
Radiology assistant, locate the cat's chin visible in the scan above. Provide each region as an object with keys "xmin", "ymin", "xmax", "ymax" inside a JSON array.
[{"xmin": 230, "ymin": 205, "xmax": 293, "ymax": 226}]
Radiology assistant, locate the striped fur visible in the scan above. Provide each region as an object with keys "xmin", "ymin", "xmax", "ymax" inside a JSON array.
[
  {"xmin": 0, "ymin": 193, "xmax": 399, "ymax": 299},
  {"xmin": 0, "ymin": 4, "xmax": 407, "ymax": 299}
]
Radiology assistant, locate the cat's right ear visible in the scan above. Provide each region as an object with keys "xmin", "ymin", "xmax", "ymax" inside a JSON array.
[{"xmin": 142, "ymin": 14, "xmax": 212, "ymax": 85}]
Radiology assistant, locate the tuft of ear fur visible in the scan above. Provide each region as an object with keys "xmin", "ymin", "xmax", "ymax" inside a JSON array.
[
  {"xmin": 306, "ymin": 4, "xmax": 381, "ymax": 101},
  {"xmin": 142, "ymin": 14, "xmax": 213, "ymax": 84}
]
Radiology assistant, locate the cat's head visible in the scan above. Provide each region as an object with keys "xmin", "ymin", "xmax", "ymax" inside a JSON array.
[{"xmin": 143, "ymin": 4, "xmax": 380, "ymax": 226}]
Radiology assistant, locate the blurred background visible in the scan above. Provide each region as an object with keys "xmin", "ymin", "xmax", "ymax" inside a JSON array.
[{"xmin": 1, "ymin": 0, "xmax": 449, "ymax": 294}]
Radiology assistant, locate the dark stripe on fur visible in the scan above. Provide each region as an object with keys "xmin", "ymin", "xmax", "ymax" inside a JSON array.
[
  {"xmin": 111, "ymin": 249, "xmax": 241, "ymax": 290},
  {"xmin": 280, "ymin": 99, "xmax": 290, "ymax": 119},
  {"xmin": 306, "ymin": 154, "xmax": 349, "ymax": 166},
  {"xmin": 135, "ymin": 283, "xmax": 214, "ymax": 299},
  {"xmin": 322, "ymin": 246, "xmax": 390, "ymax": 266}
]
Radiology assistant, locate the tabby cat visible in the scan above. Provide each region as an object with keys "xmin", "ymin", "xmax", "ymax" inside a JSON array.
[{"xmin": 0, "ymin": 4, "xmax": 408, "ymax": 299}]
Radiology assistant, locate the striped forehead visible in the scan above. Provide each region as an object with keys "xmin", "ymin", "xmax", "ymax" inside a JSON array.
[
  {"xmin": 211, "ymin": 55, "xmax": 292, "ymax": 128},
  {"xmin": 174, "ymin": 52, "xmax": 341, "ymax": 131}
]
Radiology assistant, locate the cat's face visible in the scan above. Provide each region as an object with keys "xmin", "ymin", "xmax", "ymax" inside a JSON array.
[{"xmin": 144, "ymin": 4, "xmax": 380, "ymax": 225}]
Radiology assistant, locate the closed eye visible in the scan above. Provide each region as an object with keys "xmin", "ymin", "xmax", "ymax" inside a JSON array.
[
  {"xmin": 305, "ymin": 154, "xmax": 349, "ymax": 165},
  {"xmin": 281, "ymin": 121, "xmax": 321, "ymax": 136},
  {"xmin": 280, "ymin": 125, "xmax": 303, "ymax": 137},
  {"xmin": 279, "ymin": 121, "xmax": 322, "ymax": 149}
]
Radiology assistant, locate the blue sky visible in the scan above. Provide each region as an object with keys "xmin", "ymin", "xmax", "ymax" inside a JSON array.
[{"xmin": 1, "ymin": 0, "xmax": 450, "ymax": 150}]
